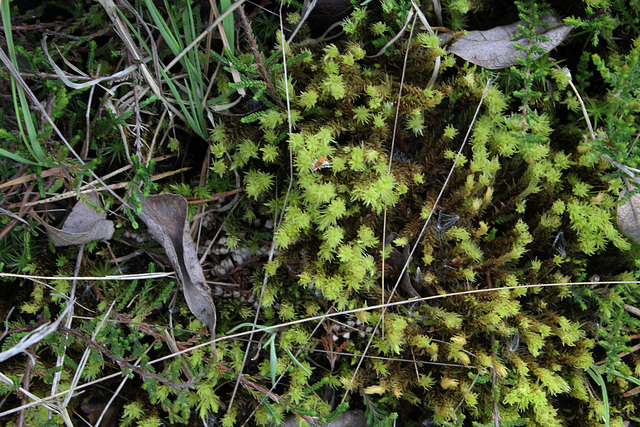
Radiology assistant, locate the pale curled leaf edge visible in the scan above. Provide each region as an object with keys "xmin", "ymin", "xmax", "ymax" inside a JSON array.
[
  {"xmin": 446, "ymin": 13, "xmax": 573, "ymax": 70},
  {"xmin": 617, "ymin": 187, "xmax": 640, "ymax": 245}
]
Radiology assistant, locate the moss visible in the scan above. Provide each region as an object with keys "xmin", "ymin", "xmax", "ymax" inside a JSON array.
[
  {"xmin": 206, "ymin": 20, "xmax": 640, "ymax": 419},
  {"xmin": 4, "ymin": 0, "xmax": 640, "ymax": 425}
]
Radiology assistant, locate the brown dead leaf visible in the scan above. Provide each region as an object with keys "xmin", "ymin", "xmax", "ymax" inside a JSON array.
[
  {"xmin": 447, "ymin": 13, "xmax": 572, "ymax": 70},
  {"xmin": 139, "ymin": 194, "xmax": 216, "ymax": 335},
  {"xmin": 617, "ymin": 184, "xmax": 640, "ymax": 245},
  {"xmin": 36, "ymin": 192, "xmax": 114, "ymax": 247}
]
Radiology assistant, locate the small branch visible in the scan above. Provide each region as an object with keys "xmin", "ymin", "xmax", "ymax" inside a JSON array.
[
  {"xmin": 11, "ymin": 166, "xmax": 191, "ymax": 210},
  {"xmin": 16, "ymin": 345, "xmax": 35, "ymax": 427},
  {"xmin": 58, "ymin": 327, "xmax": 196, "ymax": 390},
  {"xmin": 49, "ymin": 244, "xmax": 83, "ymax": 418},
  {"xmin": 492, "ymin": 366, "xmax": 501, "ymax": 427},
  {"xmin": 237, "ymin": 5, "xmax": 285, "ymax": 109},
  {"xmin": 566, "ymin": 77, "xmax": 595, "ymax": 140},
  {"xmin": 625, "ymin": 304, "xmax": 640, "ymax": 318}
]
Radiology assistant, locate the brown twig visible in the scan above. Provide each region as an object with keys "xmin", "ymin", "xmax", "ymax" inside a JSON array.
[
  {"xmin": 185, "ymin": 189, "xmax": 241, "ymax": 205},
  {"xmin": 624, "ymin": 304, "xmax": 640, "ymax": 318},
  {"xmin": 623, "ymin": 385, "xmax": 640, "ymax": 398},
  {"xmin": 16, "ymin": 345, "xmax": 35, "ymax": 427},
  {"xmin": 237, "ymin": 5, "xmax": 285, "ymax": 109},
  {"xmin": 7, "ymin": 166, "xmax": 191, "ymax": 209},
  {"xmin": 58, "ymin": 327, "xmax": 196, "ymax": 390},
  {"xmin": 595, "ymin": 342, "xmax": 640, "ymax": 365},
  {"xmin": 0, "ymin": 164, "xmax": 45, "ymax": 191},
  {"xmin": 0, "ymin": 183, "xmax": 39, "ymax": 242},
  {"xmin": 216, "ymin": 363, "xmax": 323, "ymax": 427}
]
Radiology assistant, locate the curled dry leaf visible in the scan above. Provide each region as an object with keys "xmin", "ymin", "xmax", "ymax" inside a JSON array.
[
  {"xmin": 617, "ymin": 183, "xmax": 640, "ymax": 245},
  {"xmin": 139, "ymin": 194, "xmax": 217, "ymax": 335},
  {"xmin": 447, "ymin": 13, "xmax": 573, "ymax": 70},
  {"xmin": 37, "ymin": 192, "xmax": 114, "ymax": 247}
]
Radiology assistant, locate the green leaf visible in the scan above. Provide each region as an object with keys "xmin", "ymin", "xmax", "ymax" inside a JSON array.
[
  {"xmin": 269, "ymin": 337, "xmax": 277, "ymax": 387},
  {"xmin": 0, "ymin": 147, "xmax": 37, "ymax": 165}
]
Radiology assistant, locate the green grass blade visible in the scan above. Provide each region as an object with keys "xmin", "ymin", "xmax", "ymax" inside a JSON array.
[
  {"xmin": 114, "ymin": 7, "xmax": 152, "ymax": 57},
  {"xmin": 162, "ymin": 0, "xmax": 183, "ymax": 49},
  {"xmin": 613, "ymin": 369, "xmax": 640, "ymax": 386},
  {"xmin": 219, "ymin": 0, "xmax": 235, "ymax": 53},
  {"xmin": 183, "ymin": 0, "xmax": 205, "ymax": 88},
  {"xmin": 159, "ymin": 68, "xmax": 204, "ymax": 138},
  {"xmin": 0, "ymin": 147, "xmax": 37, "ymax": 165},
  {"xmin": 144, "ymin": 0, "xmax": 183, "ymax": 54},
  {"xmin": 14, "ymin": 83, "xmax": 47, "ymax": 164},
  {"xmin": 184, "ymin": 2, "xmax": 197, "ymax": 46},
  {"xmin": 1, "ymin": 0, "xmax": 49, "ymax": 165},
  {"xmin": 284, "ymin": 347, "xmax": 312, "ymax": 376},
  {"xmin": 142, "ymin": 0, "xmax": 206, "ymax": 136},
  {"xmin": 269, "ymin": 339, "xmax": 277, "ymax": 387},
  {"xmin": 225, "ymin": 322, "xmax": 276, "ymax": 335},
  {"xmin": 186, "ymin": 78, "xmax": 206, "ymax": 131},
  {"xmin": 587, "ymin": 366, "xmax": 610, "ymax": 427}
]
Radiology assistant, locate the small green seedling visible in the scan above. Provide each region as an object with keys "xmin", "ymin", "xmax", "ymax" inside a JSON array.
[{"xmin": 226, "ymin": 322, "xmax": 311, "ymax": 387}]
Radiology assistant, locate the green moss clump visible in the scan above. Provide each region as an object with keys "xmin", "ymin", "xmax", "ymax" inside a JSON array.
[
  {"xmin": 205, "ymin": 1, "xmax": 640, "ymax": 424},
  {"xmin": 6, "ymin": 0, "xmax": 640, "ymax": 425}
]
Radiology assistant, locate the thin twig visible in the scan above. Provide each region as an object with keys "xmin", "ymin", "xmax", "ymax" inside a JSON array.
[
  {"xmin": 491, "ymin": 367, "xmax": 501, "ymax": 427},
  {"xmin": 238, "ymin": 5, "xmax": 285, "ymax": 108},
  {"xmin": 81, "ymin": 64, "xmax": 99, "ymax": 160},
  {"xmin": 287, "ymin": 0, "xmax": 318, "ymax": 43},
  {"xmin": 145, "ymin": 281, "xmax": 639, "ymax": 365},
  {"xmin": 8, "ymin": 166, "xmax": 190, "ymax": 209},
  {"xmin": 16, "ymin": 343, "xmax": 35, "ymax": 427},
  {"xmin": 367, "ymin": 9, "xmax": 415, "ymax": 58},
  {"xmin": 0, "ymin": 46, "xmax": 131, "ymax": 209},
  {"xmin": 624, "ymin": 304, "xmax": 640, "ymax": 318},
  {"xmin": 49, "ymin": 244, "xmax": 84, "ymax": 419},
  {"xmin": 0, "ymin": 272, "xmax": 174, "ymax": 281},
  {"xmin": 57, "ymin": 325, "xmax": 196, "ymax": 391},
  {"xmin": 567, "ymin": 76, "xmax": 595, "ymax": 140},
  {"xmin": 380, "ymin": 8, "xmax": 418, "ymax": 338}
]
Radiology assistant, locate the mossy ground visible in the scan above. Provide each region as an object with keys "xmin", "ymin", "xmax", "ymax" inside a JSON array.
[{"xmin": 1, "ymin": 0, "xmax": 640, "ymax": 426}]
